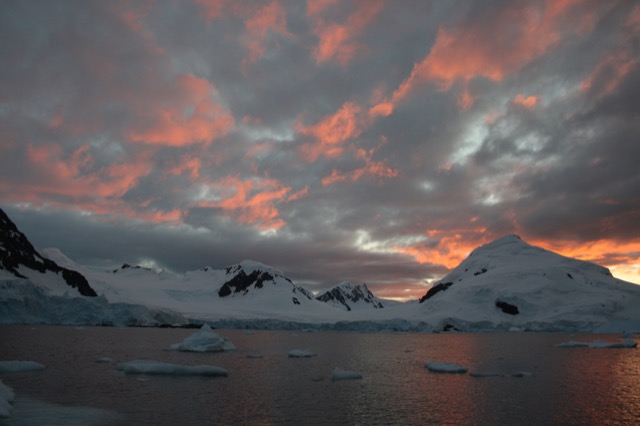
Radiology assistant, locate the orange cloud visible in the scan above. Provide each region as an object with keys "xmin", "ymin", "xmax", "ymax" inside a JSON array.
[
  {"xmin": 194, "ymin": 0, "xmax": 227, "ymax": 22},
  {"xmin": 322, "ymin": 146, "xmax": 398, "ymax": 186},
  {"xmin": 7, "ymin": 143, "xmax": 188, "ymax": 225},
  {"xmin": 26, "ymin": 143, "xmax": 153, "ymax": 200},
  {"xmin": 196, "ymin": 176, "xmax": 305, "ymax": 230},
  {"xmin": 512, "ymin": 94, "xmax": 539, "ymax": 109},
  {"xmin": 374, "ymin": 0, "xmax": 595, "ymax": 114},
  {"xmin": 579, "ymin": 4, "xmax": 639, "ymax": 99},
  {"xmin": 127, "ymin": 74, "xmax": 234, "ymax": 146},
  {"xmin": 309, "ymin": 0, "xmax": 384, "ymax": 66},
  {"xmin": 241, "ymin": 1, "xmax": 293, "ymax": 69},
  {"xmin": 297, "ymin": 101, "xmax": 365, "ymax": 161},
  {"xmin": 581, "ymin": 51, "xmax": 637, "ymax": 99},
  {"xmin": 168, "ymin": 155, "xmax": 202, "ymax": 179},
  {"xmin": 392, "ymin": 229, "xmax": 489, "ymax": 269}
]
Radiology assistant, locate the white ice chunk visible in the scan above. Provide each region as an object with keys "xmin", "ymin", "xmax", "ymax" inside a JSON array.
[
  {"xmin": 330, "ymin": 368, "xmax": 362, "ymax": 381},
  {"xmin": 556, "ymin": 339, "xmax": 637, "ymax": 348},
  {"xmin": 288, "ymin": 349, "xmax": 317, "ymax": 358},
  {"xmin": 169, "ymin": 324, "xmax": 235, "ymax": 352},
  {"xmin": 0, "ymin": 380, "xmax": 15, "ymax": 418},
  {"xmin": 117, "ymin": 360, "xmax": 228, "ymax": 377},
  {"xmin": 0, "ymin": 360, "xmax": 45, "ymax": 373},
  {"xmin": 425, "ymin": 362, "xmax": 468, "ymax": 374}
]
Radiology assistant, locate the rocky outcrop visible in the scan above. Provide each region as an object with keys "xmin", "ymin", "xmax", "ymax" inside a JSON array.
[
  {"xmin": 419, "ymin": 282, "xmax": 453, "ymax": 303},
  {"xmin": 315, "ymin": 282, "xmax": 384, "ymax": 311}
]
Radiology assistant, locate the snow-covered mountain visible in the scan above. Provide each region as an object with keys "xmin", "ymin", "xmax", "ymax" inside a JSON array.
[
  {"xmin": 3, "ymin": 206, "xmax": 640, "ymax": 332},
  {"xmin": 417, "ymin": 234, "xmax": 640, "ymax": 331},
  {"xmin": 0, "ymin": 209, "xmax": 185, "ymax": 326},
  {"xmin": 0, "ymin": 209, "xmax": 96, "ymax": 297},
  {"xmin": 315, "ymin": 281, "xmax": 384, "ymax": 311},
  {"xmin": 62, "ymin": 258, "xmax": 346, "ymax": 323}
]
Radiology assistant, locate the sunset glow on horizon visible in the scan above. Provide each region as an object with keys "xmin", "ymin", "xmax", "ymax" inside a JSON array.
[{"xmin": 1, "ymin": 0, "xmax": 639, "ymax": 300}]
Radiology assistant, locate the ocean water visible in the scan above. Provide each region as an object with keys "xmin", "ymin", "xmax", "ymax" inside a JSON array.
[{"xmin": 0, "ymin": 325, "xmax": 639, "ymax": 425}]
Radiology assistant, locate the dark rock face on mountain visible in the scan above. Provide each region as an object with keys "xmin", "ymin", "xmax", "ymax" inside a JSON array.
[
  {"xmin": 216, "ymin": 262, "xmax": 312, "ymax": 305},
  {"xmin": 218, "ymin": 269, "xmax": 275, "ymax": 297},
  {"xmin": 495, "ymin": 299, "xmax": 519, "ymax": 315},
  {"xmin": 113, "ymin": 264, "xmax": 153, "ymax": 273},
  {"xmin": 0, "ymin": 209, "xmax": 97, "ymax": 297},
  {"xmin": 316, "ymin": 282, "xmax": 384, "ymax": 311},
  {"xmin": 419, "ymin": 282, "xmax": 454, "ymax": 303}
]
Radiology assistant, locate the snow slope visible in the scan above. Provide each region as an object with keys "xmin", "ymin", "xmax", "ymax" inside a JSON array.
[{"xmin": 417, "ymin": 235, "xmax": 640, "ymax": 331}]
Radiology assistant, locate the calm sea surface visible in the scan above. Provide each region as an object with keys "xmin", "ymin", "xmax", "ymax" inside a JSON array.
[{"xmin": 0, "ymin": 326, "xmax": 638, "ymax": 425}]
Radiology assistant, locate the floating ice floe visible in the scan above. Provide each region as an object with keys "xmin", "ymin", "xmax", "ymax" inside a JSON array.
[
  {"xmin": 0, "ymin": 360, "xmax": 45, "ymax": 373},
  {"xmin": 117, "ymin": 360, "xmax": 228, "ymax": 377},
  {"xmin": 555, "ymin": 339, "xmax": 637, "ymax": 349},
  {"xmin": 511, "ymin": 371, "xmax": 533, "ymax": 378},
  {"xmin": 469, "ymin": 371, "xmax": 503, "ymax": 378},
  {"xmin": 94, "ymin": 357, "xmax": 114, "ymax": 363},
  {"xmin": 425, "ymin": 362, "xmax": 468, "ymax": 374},
  {"xmin": 330, "ymin": 368, "xmax": 362, "ymax": 381},
  {"xmin": 169, "ymin": 324, "xmax": 235, "ymax": 352},
  {"xmin": 288, "ymin": 349, "xmax": 317, "ymax": 358},
  {"xmin": 0, "ymin": 380, "xmax": 15, "ymax": 418}
]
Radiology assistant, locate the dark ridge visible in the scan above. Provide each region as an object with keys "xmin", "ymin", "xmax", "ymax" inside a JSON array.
[
  {"xmin": 113, "ymin": 264, "xmax": 152, "ymax": 273},
  {"xmin": 474, "ymin": 268, "xmax": 488, "ymax": 276},
  {"xmin": 0, "ymin": 209, "xmax": 97, "ymax": 297},
  {"xmin": 495, "ymin": 299, "xmax": 519, "ymax": 315},
  {"xmin": 315, "ymin": 283, "xmax": 384, "ymax": 310},
  {"xmin": 218, "ymin": 269, "xmax": 275, "ymax": 297},
  {"xmin": 316, "ymin": 287, "xmax": 351, "ymax": 311},
  {"xmin": 419, "ymin": 282, "xmax": 453, "ymax": 303}
]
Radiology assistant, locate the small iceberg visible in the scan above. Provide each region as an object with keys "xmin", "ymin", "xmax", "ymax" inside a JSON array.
[
  {"xmin": 0, "ymin": 380, "xmax": 15, "ymax": 418},
  {"xmin": 425, "ymin": 362, "xmax": 468, "ymax": 374},
  {"xmin": 0, "ymin": 361, "xmax": 45, "ymax": 373},
  {"xmin": 288, "ymin": 349, "xmax": 317, "ymax": 358},
  {"xmin": 170, "ymin": 324, "xmax": 235, "ymax": 352},
  {"xmin": 330, "ymin": 368, "xmax": 362, "ymax": 381},
  {"xmin": 117, "ymin": 360, "xmax": 228, "ymax": 377},
  {"xmin": 555, "ymin": 339, "xmax": 637, "ymax": 349}
]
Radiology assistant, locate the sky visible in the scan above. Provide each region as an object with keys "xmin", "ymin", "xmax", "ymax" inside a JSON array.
[{"xmin": 1, "ymin": 0, "xmax": 639, "ymax": 300}]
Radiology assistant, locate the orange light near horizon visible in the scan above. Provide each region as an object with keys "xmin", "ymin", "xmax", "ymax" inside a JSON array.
[{"xmin": 530, "ymin": 238, "xmax": 640, "ymax": 285}]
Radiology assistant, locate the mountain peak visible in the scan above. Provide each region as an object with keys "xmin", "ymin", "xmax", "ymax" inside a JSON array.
[{"xmin": 316, "ymin": 281, "xmax": 384, "ymax": 311}]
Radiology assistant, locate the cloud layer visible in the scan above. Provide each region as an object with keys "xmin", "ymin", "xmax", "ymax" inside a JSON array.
[{"xmin": 2, "ymin": 0, "xmax": 639, "ymax": 298}]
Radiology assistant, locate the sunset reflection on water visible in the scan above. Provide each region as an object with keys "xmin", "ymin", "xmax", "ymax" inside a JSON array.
[{"xmin": 0, "ymin": 326, "xmax": 638, "ymax": 425}]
